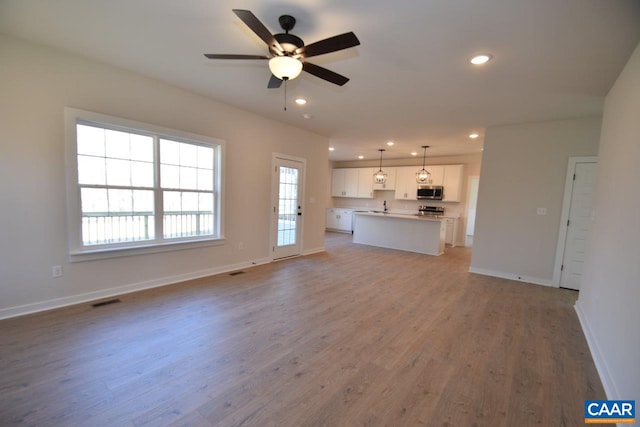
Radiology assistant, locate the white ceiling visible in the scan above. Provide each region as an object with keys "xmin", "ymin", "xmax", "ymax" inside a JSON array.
[{"xmin": 1, "ymin": 0, "xmax": 639, "ymax": 161}]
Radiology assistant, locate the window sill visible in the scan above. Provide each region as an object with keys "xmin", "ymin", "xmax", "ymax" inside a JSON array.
[{"xmin": 69, "ymin": 236, "xmax": 226, "ymax": 262}]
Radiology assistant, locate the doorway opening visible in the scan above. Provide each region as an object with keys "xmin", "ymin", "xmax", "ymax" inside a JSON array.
[
  {"xmin": 465, "ymin": 176, "xmax": 480, "ymax": 247},
  {"xmin": 553, "ymin": 157, "xmax": 598, "ymax": 290}
]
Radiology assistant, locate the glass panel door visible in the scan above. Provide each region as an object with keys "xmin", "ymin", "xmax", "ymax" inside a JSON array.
[{"xmin": 272, "ymin": 157, "xmax": 303, "ymax": 259}]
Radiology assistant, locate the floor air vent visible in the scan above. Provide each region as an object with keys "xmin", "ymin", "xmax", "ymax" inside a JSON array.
[
  {"xmin": 229, "ymin": 271, "xmax": 245, "ymax": 276},
  {"xmin": 92, "ymin": 299, "xmax": 122, "ymax": 308}
]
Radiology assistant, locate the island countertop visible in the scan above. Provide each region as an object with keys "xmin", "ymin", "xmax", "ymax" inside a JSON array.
[
  {"xmin": 353, "ymin": 211, "xmax": 446, "ymax": 221},
  {"xmin": 352, "ymin": 212, "xmax": 446, "ymax": 256}
]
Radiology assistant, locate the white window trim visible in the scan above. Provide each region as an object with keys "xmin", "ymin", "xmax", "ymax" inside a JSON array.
[{"xmin": 64, "ymin": 107, "xmax": 226, "ymax": 262}]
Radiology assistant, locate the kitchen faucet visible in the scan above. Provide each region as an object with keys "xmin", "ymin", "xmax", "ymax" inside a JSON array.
[{"xmin": 383, "ymin": 200, "xmax": 388, "ymax": 212}]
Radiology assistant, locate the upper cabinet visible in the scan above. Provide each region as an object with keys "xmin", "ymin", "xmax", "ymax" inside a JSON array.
[
  {"xmin": 442, "ymin": 165, "xmax": 464, "ymax": 202},
  {"xmin": 394, "ymin": 167, "xmax": 418, "ymax": 200},
  {"xmin": 331, "ymin": 168, "xmax": 359, "ymax": 197},
  {"xmin": 331, "ymin": 168, "xmax": 375, "ymax": 198},
  {"xmin": 331, "ymin": 164, "xmax": 465, "ymax": 202},
  {"xmin": 422, "ymin": 165, "xmax": 444, "ymax": 186},
  {"xmin": 357, "ymin": 168, "xmax": 375, "ymax": 198}
]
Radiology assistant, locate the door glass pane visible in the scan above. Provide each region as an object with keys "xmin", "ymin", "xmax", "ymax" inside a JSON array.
[{"xmin": 277, "ymin": 166, "xmax": 298, "ymax": 247}]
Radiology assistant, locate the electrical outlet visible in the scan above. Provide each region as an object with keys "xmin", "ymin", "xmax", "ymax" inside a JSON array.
[{"xmin": 52, "ymin": 265, "xmax": 63, "ymax": 278}]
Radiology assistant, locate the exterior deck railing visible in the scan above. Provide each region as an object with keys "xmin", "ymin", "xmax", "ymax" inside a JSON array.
[{"xmin": 82, "ymin": 211, "xmax": 213, "ymax": 245}]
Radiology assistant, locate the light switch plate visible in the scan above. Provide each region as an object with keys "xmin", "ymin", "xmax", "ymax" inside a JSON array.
[{"xmin": 536, "ymin": 207, "xmax": 547, "ymax": 215}]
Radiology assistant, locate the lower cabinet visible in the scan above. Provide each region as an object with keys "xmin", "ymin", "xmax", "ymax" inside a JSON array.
[
  {"xmin": 444, "ymin": 217, "xmax": 459, "ymax": 247},
  {"xmin": 326, "ymin": 209, "xmax": 353, "ymax": 233}
]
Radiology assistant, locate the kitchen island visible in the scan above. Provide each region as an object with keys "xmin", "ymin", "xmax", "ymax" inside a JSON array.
[{"xmin": 353, "ymin": 212, "xmax": 446, "ymax": 256}]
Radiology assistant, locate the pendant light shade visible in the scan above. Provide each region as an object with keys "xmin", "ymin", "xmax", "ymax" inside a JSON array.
[
  {"xmin": 268, "ymin": 56, "xmax": 303, "ymax": 80},
  {"xmin": 374, "ymin": 149, "xmax": 387, "ymax": 184},
  {"xmin": 416, "ymin": 145, "xmax": 431, "ymax": 183}
]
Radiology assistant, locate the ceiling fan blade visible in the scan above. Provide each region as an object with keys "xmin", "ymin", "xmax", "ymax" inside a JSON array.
[
  {"xmin": 204, "ymin": 54, "xmax": 269, "ymax": 60},
  {"xmin": 232, "ymin": 9, "xmax": 283, "ymax": 54},
  {"xmin": 268, "ymin": 74, "xmax": 283, "ymax": 88},
  {"xmin": 302, "ymin": 62, "xmax": 350, "ymax": 86},
  {"xmin": 296, "ymin": 32, "xmax": 360, "ymax": 58}
]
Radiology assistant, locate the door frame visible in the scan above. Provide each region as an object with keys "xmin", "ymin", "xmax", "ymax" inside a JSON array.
[
  {"xmin": 270, "ymin": 153, "xmax": 306, "ymax": 261},
  {"xmin": 552, "ymin": 156, "xmax": 597, "ymax": 287}
]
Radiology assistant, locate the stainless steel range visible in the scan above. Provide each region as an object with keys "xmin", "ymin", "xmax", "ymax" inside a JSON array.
[{"xmin": 417, "ymin": 205, "xmax": 445, "ymax": 216}]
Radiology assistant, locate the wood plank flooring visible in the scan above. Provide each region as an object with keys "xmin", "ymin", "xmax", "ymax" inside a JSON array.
[{"xmin": 0, "ymin": 232, "xmax": 606, "ymax": 426}]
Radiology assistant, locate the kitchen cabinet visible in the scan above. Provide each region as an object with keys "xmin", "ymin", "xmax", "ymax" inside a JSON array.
[
  {"xmin": 394, "ymin": 167, "xmax": 418, "ymax": 200},
  {"xmin": 443, "ymin": 216, "xmax": 459, "ymax": 246},
  {"xmin": 442, "ymin": 165, "xmax": 464, "ymax": 202},
  {"xmin": 332, "ymin": 163, "xmax": 463, "ymax": 201},
  {"xmin": 331, "ymin": 168, "xmax": 376, "ymax": 199},
  {"xmin": 357, "ymin": 168, "xmax": 375, "ymax": 198},
  {"xmin": 331, "ymin": 168, "xmax": 359, "ymax": 197},
  {"xmin": 326, "ymin": 208, "xmax": 353, "ymax": 233},
  {"xmin": 423, "ymin": 165, "xmax": 444, "ymax": 186},
  {"xmin": 373, "ymin": 167, "xmax": 396, "ymax": 191}
]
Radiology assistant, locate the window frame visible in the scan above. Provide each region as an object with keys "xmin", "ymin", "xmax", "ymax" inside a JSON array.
[{"xmin": 64, "ymin": 107, "xmax": 225, "ymax": 262}]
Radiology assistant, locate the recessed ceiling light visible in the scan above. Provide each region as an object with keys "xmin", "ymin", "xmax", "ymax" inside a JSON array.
[
  {"xmin": 386, "ymin": 141, "xmax": 395, "ymax": 146},
  {"xmin": 470, "ymin": 54, "xmax": 492, "ymax": 65},
  {"xmin": 411, "ymin": 152, "xmax": 418, "ymax": 156},
  {"xmin": 358, "ymin": 155, "xmax": 364, "ymax": 159},
  {"xmin": 295, "ymin": 98, "xmax": 307, "ymax": 105},
  {"xmin": 469, "ymin": 132, "xmax": 480, "ymax": 139},
  {"xmin": 328, "ymin": 147, "xmax": 335, "ymax": 151},
  {"xmin": 302, "ymin": 114, "xmax": 312, "ymax": 119}
]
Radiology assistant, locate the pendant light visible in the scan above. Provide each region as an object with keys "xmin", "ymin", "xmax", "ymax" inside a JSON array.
[
  {"xmin": 416, "ymin": 145, "xmax": 431, "ymax": 183},
  {"xmin": 373, "ymin": 149, "xmax": 387, "ymax": 184}
]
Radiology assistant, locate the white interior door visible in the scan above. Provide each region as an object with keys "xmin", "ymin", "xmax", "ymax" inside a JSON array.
[
  {"xmin": 560, "ymin": 162, "xmax": 597, "ymax": 290},
  {"xmin": 271, "ymin": 156, "xmax": 304, "ymax": 260}
]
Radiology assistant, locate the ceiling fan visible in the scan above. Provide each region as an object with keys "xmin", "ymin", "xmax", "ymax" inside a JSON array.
[{"xmin": 204, "ymin": 9, "xmax": 360, "ymax": 88}]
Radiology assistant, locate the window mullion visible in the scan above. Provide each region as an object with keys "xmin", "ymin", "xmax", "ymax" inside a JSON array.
[{"xmin": 154, "ymin": 135, "xmax": 164, "ymax": 242}]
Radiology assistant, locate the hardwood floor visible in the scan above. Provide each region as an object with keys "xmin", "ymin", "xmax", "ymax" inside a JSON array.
[{"xmin": 0, "ymin": 232, "xmax": 605, "ymax": 426}]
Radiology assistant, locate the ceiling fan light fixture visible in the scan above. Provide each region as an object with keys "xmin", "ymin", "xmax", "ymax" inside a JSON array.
[{"xmin": 269, "ymin": 56, "xmax": 303, "ymax": 80}]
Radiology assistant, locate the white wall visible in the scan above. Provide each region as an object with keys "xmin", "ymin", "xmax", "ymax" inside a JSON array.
[
  {"xmin": 0, "ymin": 35, "xmax": 329, "ymax": 318},
  {"xmin": 575, "ymin": 42, "xmax": 640, "ymax": 403},
  {"xmin": 470, "ymin": 117, "xmax": 601, "ymax": 285}
]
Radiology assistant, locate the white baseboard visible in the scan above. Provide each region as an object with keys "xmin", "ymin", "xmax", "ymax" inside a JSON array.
[
  {"xmin": 468, "ymin": 267, "xmax": 553, "ymax": 287},
  {"xmin": 0, "ymin": 257, "xmax": 271, "ymax": 320},
  {"xmin": 302, "ymin": 246, "xmax": 326, "ymax": 256},
  {"xmin": 574, "ymin": 300, "xmax": 617, "ymax": 400}
]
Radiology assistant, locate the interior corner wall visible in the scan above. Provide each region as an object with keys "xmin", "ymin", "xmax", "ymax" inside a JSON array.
[
  {"xmin": 469, "ymin": 116, "xmax": 601, "ymax": 285},
  {"xmin": 575, "ymin": 42, "xmax": 640, "ymax": 403},
  {"xmin": 0, "ymin": 35, "xmax": 329, "ymax": 318}
]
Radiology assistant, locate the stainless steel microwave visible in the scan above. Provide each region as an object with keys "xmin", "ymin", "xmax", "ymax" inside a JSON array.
[{"xmin": 417, "ymin": 185, "xmax": 444, "ymax": 200}]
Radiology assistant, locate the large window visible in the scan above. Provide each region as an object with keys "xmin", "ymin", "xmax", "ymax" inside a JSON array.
[{"xmin": 65, "ymin": 108, "xmax": 224, "ymax": 260}]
